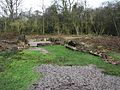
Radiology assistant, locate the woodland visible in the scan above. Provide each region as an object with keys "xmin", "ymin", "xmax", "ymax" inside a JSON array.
[{"xmin": 0, "ymin": 0, "xmax": 120, "ymax": 36}]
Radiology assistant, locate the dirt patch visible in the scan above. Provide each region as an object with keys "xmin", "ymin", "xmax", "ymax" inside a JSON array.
[{"xmin": 29, "ymin": 47, "xmax": 49, "ymax": 54}]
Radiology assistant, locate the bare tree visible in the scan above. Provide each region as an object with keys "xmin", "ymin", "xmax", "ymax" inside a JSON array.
[
  {"xmin": 42, "ymin": 0, "xmax": 45, "ymax": 34},
  {"xmin": 0, "ymin": 0, "xmax": 22, "ymax": 19},
  {"xmin": 68, "ymin": 0, "xmax": 74, "ymax": 12}
]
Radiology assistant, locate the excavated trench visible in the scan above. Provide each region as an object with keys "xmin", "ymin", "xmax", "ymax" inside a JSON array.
[{"xmin": 1, "ymin": 34, "xmax": 120, "ymax": 90}]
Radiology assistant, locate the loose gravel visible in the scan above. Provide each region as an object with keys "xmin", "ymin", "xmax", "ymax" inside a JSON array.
[{"xmin": 29, "ymin": 64, "xmax": 120, "ymax": 90}]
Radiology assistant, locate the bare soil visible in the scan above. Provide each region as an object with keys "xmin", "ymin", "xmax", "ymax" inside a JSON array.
[{"xmin": 29, "ymin": 47, "xmax": 49, "ymax": 54}]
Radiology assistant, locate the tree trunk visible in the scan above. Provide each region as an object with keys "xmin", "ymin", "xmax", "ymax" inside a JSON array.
[
  {"xmin": 113, "ymin": 17, "xmax": 119, "ymax": 36},
  {"xmin": 75, "ymin": 26, "xmax": 79, "ymax": 35}
]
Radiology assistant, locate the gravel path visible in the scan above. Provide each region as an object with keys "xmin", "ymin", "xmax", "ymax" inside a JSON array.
[{"xmin": 30, "ymin": 64, "xmax": 120, "ymax": 90}]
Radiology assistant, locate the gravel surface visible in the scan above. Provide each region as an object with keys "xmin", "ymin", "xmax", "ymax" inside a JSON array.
[{"xmin": 29, "ymin": 64, "xmax": 120, "ymax": 90}]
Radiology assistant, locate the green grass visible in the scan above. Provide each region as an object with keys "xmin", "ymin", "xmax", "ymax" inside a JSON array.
[
  {"xmin": 108, "ymin": 51, "xmax": 120, "ymax": 61},
  {"xmin": 0, "ymin": 45, "xmax": 120, "ymax": 90},
  {"xmin": 0, "ymin": 51, "xmax": 40, "ymax": 90},
  {"xmin": 40, "ymin": 45, "xmax": 120, "ymax": 76}
]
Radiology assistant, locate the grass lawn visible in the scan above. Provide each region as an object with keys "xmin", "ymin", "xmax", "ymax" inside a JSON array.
[{"xmin": 0, "ymin": 45, "xmax": 120, "ymax": 90}]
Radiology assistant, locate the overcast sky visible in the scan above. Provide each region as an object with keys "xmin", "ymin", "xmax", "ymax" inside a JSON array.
[{"xmin": 22, "ymin": 0, "xmax": 114, "ymax": 11}]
